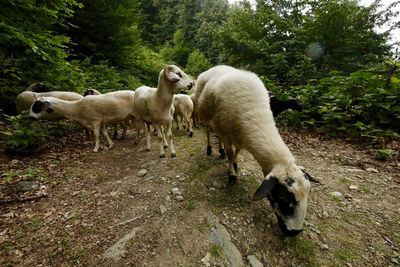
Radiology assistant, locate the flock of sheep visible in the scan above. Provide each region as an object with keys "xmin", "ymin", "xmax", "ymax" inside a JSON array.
[{"xmin": 16, "ymin": 64, "xmax": 315, "ymax": 236}]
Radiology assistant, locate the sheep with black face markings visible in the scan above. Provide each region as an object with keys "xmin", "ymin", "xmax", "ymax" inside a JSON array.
[
  {"xmin": 133, "ymin": 65, "xmax": 194, "ymax": 158},
  {"xmin": 194, "ymin": 65, "xmax": 314, "ymax": 236},
  {"xmin": 29, "ymin": 90, "xmax": 136, "ymax": 152}
]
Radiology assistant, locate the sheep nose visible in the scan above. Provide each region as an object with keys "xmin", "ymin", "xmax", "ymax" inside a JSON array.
[{"xmin": 187, "ymin": 82, "xmax": 194, "ymax": 89}]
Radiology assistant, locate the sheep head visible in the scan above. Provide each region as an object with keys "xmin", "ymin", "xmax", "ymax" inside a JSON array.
[
  {"xmin": 29, "ymin": 97, "xmax": 55, "ymax": 119},
  {"xmin": 253, "ymin": 165, "xmax": 312, "ymax": 237},
  {"xmin": 162, "ymin": 65, "xmax": 194, "ymax": 93}
]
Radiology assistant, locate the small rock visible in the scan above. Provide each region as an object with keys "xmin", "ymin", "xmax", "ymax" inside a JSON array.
[
  {"xmin": 165, "ymin": 195, "xmax": 171, "ymax": 201},
  {"xmin": 171, "ymin": 187, "xmax": 181, "ymax": 195},
  {"xmin": 319, "ymin": 243, "xmax": 329, "ymax": 250},
  {"xmin": 201, "ymin": 253, "xmax": 211, "ymax": 265},
  {"xmin": 11, "ymin": 159, "xmax": 20, "ymax": 165},
  {"xmin": 366, "ymin": 167, "xmax": 378, "ymax": 173},
  {"xmin": 391, "ymin": 258, "xmax": 399, "ymax": 264},
  {"xmin": 175, "ymin": 196, "xmax": 184, "ymax": 202},
  {"xmin": 330, "ymin": 191, "xmax": 343, "ymax": 198},
  {"xmin": 15, "ymin": 181, "xmax": 40, "ymax": 192},
  {"xmin": 159, "ymin": 205, "xmax": 167, "ymax": 215},
  {"xmin": 349, "ymin": 185, "xmax": 358, "ymax": 190},
  {"xmin": 247, "ymin": 255, "xmax": 264, "ymax": 267},
  {"xmin": 137, "ymin": 169, "xmax": 148, "ymax": 177},
  {"xmin": 145, "ymin": 175, "xmax": 154, "ymax": 181}
]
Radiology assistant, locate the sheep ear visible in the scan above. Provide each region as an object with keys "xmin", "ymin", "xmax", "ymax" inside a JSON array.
[
  {"xmin": 253, "ymin": 177, "xmax": 278, "ymax": 201},
  {"xmin": 164, "ymin": 66, "xmax": 180, "ymax": 83},
  {"xmin": 301, "ymin": 169, "xmax": 319, "ymax": 183}
]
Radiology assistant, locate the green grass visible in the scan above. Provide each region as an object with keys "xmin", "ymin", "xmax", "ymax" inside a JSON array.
[
  {"xmin": 187, "ymin": 201, "xmax": 196, "ymax": 211},
  {"xmin": 210, "ymin": 244, "xmax": 223, "ymax": 258},
  {"xmin": 375, "ymin": 149, "xmax": 393, "ymax": 161},
  {"xmin": 334, "ymin": 249, "xmax": 354, "ymax": 264},
  {"xmin": 339, "ymin": 177, "xmax": 349, "ymax": 184},
  {"xmin": 361, "ymin": 186, "xmax": 371, "ymax": 194},
  {"xmin": 284, "ymin": 237, "xmax": 318, "ymax": 267}
]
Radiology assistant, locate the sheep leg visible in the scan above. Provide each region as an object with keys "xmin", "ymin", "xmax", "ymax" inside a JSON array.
[
  {"xmin": 134, "ymin": 120, "xmax": 144, "ymax": 145},
  {"xmin": 206, "ymin": 127, "xmax": 212, "ymax": 155},
  {"xmin": 233, "ymin": 147, "xmax": 241, "ymax": 173},
  {"xmin": 155, "ymin": 124, "xmax": 166, "ymax": 158},
  {"xmin": 112, "ymin": 124, "xmax": 118, "ymax": 139},
  {"xmin": 218, "ymin": 140, "xmax": 226, "ymax": 159},
  {"xmin": 101, "ymin": 126, "xmax": 114, "ymax": 149},
  {"xmin": 224, "ymin": 143, "xmax": 237, "ymax": 184},
  {"xmin": 182, "ymin": 116, "xmax": 186, "ymax": 129},
  {"xmin": 174, "ymin": 114, "xmax": 179, "ymax": 130},
  {"xmin": 184, "ymin": 114, "xmax": 193, "ymax": 137},
  {"xmin": 161, "ymin": 126, "xmax": 168, "ymax": 148},
  {"xmin": 143, "ymin": 121, "xmax": 151, "ymax": 151},
  {"xmin": 166, "ymin": 119, "xmax": 176, "ymax": 157},
  {"xmin": 93, "ymin": 125, "xmax": 101, "ymax": 153}
]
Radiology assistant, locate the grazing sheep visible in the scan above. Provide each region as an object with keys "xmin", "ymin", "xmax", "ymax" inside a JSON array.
[
  {"xmin": 173, "ymin": 94, "xmax": 194, "ymax": 137},
  {"xmin": 190, "ymin": 93, "xmax": 200, "ymax": 128},
  {"xmin": 29, "ymin": 90, "xmax": 136, "ymax": 152},
  {"xmin": 194, "ymin": 65, "xmax": 313, "ymax": 236},
  {"xmin": 133, "ymin": 65, "xmax": 194, "ymax": 158},
  {"xmin": 16, "ymin": 91, "xmax": 83, "ymax": 119}
]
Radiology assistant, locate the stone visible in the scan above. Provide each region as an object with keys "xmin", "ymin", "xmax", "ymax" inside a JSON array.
[
  {"xmin": 366, "ymin": 167, "xmax": 378, "ymax": 173},
  {"xmin": 171, "ymin": 187, "xmax": 181, "ymax": 195},
  {"xmin": 159, "ymin": 205, "xmax": 167, "ymax": 215},
  {"xmin": 349, "ymin": 185, "xmax": 358, "ymax": 190},
  {"xmin": 319, "ymin": 244, "xmax": 329, "ymax": 250},
  {"xmin": 137, "ymin": 169, "xmax": 148, "ymax": 177},
  {"xmin": 330, "ymin": 191, "xmax": 343, "ymax": 198},
  {"xmin": 15, "ymin": 181, "xmax": 40, "ymax": 192},
  {"xmin": 175, "ymin": 196, "xmax": 184, "ymax": 202},
  {"xmin": 103, "ymin": 227, "xmax": 140, "ymax": 260},
  {"xmin": 247, "ymin": 255, "xmax": 264, "ymax": 267},
  {"xmin": 201, "ymin": 253, "xmax": 211, "ymax": 265}
]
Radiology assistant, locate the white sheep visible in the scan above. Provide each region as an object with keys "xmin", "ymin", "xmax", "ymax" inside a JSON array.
[
  {"xmin": 194, "ymin": 65, "xmax": 313, "ymax": 236},
  {"xmin": 173, "ymin": 94, "xmax": 194, "ymax": 137},
  {"xmin": 83, "ymin": 89, "xmax": 137, "ymax": 139},
  {"xmin": 29, "ymin": 90, "xmax": 136, "ymax": 152},
  {"xmin": 16, "ymin": 91, "xmax": 82, "ymax": 119},
  {"xmin": 133, "ymin": 65, "xmax": 193, "ymax": 158}
]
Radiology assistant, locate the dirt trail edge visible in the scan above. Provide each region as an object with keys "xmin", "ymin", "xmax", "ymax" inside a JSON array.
[{"xmin": 0, "ymin": 127, "xmax": 399, "ymax": 267}]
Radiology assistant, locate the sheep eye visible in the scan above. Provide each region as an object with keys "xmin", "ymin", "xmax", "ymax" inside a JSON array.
[{"xmin": 177, "ymin": 72, "xmax": 183, "ymax": 78}]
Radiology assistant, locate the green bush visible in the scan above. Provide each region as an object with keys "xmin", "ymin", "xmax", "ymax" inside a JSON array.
[
  {"xmin": 288, "ymin": 69, "xmax": 400, "ymax": 139},
  {"xmin": 185, "ymin": 50, "xmax": 211, "ymax": 77},
  {"xmin": 1, "ymin": 114, "xmax": 49, "ymax": 155}
]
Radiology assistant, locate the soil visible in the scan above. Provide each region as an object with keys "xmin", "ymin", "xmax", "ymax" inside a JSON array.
[{"xmin": 0, "ymin": 125, "xmax": 399, "ymax": 267}]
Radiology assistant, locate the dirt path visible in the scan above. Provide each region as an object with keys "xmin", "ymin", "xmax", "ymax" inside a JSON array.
[{"xmin": 0, "ymin": 126, "xmax": 399, "ymax": 267}]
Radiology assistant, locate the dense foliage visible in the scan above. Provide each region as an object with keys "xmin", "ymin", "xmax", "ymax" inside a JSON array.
[{"xmin": 0, "ymin": 0, "xmax": 399, "ymax": 152}]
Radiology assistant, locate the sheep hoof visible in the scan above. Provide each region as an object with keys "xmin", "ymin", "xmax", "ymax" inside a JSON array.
[
  {"xmin": 233, "ymin": 162, "xmax": 238, "ymax": 172},
  {"xmin": 207, "ymin": 145, "xmax": 212, "ymax": 156},
  {"xmin": 189, "ymin": 132, "xmax": 193, "ymax": 137},
  {"xmin": 228, "ymin": 175, "xmax": 237, "ymax": 185},
  {"xmin": 219, "ymin": 149, "xmax": 226, "ymax": 159},
  {"xmin": 160, "ymin": 154, "xmax": 166, "ymax": 158},
  {"xmin": 171, "ymin": 153, "xmax": 176, "ymax": 158},
  {"xmin": 164, "ymin": 145, "xmax": 168, "ymax": 149},
  {"xmin": 183, "ymin": 125, "xmax": 186, "ymax": 129},
  {"xmin": 176, "ymin": 127, "xmax": 179, "ymax": 130},
  {"xmin": 146, "ymin": 148, "xmax": 151, "ymax": 152}
]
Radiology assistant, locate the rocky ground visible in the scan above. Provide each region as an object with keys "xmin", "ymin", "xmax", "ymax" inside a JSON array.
[{"xmin": 0, "ymin": 125, "xmax": 399, "ymax": 267}]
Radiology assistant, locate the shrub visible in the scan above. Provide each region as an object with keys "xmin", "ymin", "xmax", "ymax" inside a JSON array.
[{"xmin": 185, "ymin": 50, "xmax": 211, "ymax": 77}]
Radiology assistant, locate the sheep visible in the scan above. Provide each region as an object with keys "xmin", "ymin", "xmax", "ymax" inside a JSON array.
[
  {"xmin": 173, "ymin": 94, "xmax": 194, "ymax": 137},
  {"xmin": 29, "ymin": 90, "xmax": 136, "ymax": 152},
  {"xmin": 16, "ymin": 91, "xmax": 83, "ymax": 119},
  {"xmin": 194, "ymin": 65, "xmax": 314, "ymax": 236},
  {"xmin": 83, "ymin": 89, "xmax": 136, "ymax": 139},
  {"xmin": 133, "ymin": 65, "xmax": 194, "ymax": 158},
  {"xmin": 189, "ymin": 93, "xmax": 200, "ymax": 128},
  {"xmin": 269, "ymin": 92, "xmax": 302, "ymax": 117}
]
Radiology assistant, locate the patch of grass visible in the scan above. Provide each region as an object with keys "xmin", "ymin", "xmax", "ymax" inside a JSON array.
[
  {"xmin": 361, "ymin": 186, "xmax": 371, "ymax": 194},
  {"xmin": 210, "ymin": 244, "xmax": 223, "ymax": 258},
  {"xmin": 197, "ymin": 217, "xmax": 211, "ymax": 231},
  {"xmin": 375, "ymin": 149, "xmax": 393, "ymax": 161},
  {"xmin": 334, "ymin": 249, "xmax": 354, "ymax": 264},
  {"xmin": 331, "ymin": 195, "xmax": 342, "ymax": 203},
  {"xmin": 1, "ymin": 169, "xmax": 19, "ymax": 182},
  {"xmin": 284, "ymin": 236, "xmax": 318, "ymax": 267},
  {"xmin": 24, "ymin": 217, "xmax": 43, "ymax": 232},
  {"xmin": 339, "ymin": 177, "xmax": 349, "ymax": 184},
  {"xmin": 187, "ymin": 201, "xmax": 196, "ymax": 211}
]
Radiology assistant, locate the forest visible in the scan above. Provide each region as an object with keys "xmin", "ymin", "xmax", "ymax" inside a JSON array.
[{"xmin": 1, "ymin": 0, "xmax": 399, "ymax": 152}]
